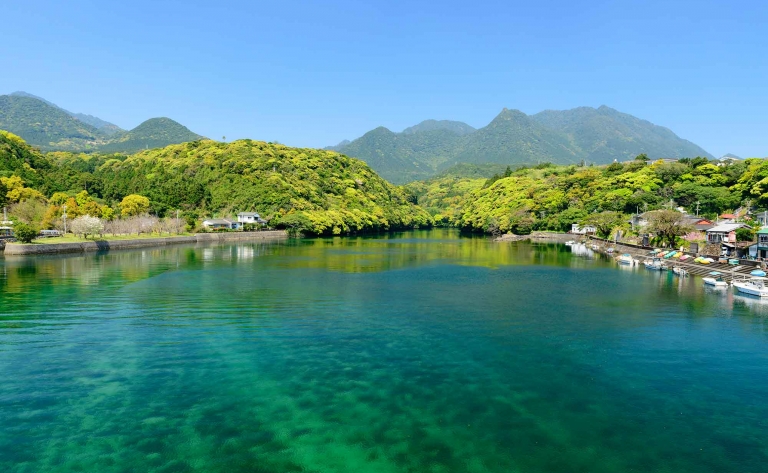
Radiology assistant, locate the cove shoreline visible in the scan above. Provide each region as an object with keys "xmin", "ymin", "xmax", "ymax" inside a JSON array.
[{"xmin": 0, "ymin": 230, "xmax": 289, "ymax": 256}]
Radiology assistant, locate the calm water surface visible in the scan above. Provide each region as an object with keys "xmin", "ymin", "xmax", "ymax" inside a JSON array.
[{"xmin": 1, "ymin": 230, "xmax": 767, "ymax": 472}]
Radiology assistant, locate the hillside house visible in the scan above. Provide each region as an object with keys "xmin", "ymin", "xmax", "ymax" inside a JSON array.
[
  {"xmin": 570, "ymin": 224, "xmax": 596, "ymax": 235},
  {"xmin": 202, "ymin": 218, "xmax": 238, "ymax": 230},
  {"xmin": 237, "ymin": 212, "xmax": 267, "ymax": 225},
  {"xmin": 706, "ymin": 223, "xmax": 749, "ymax": 244},
  {"xmin": 757, "ymin": 228, "xmax": 768, "ymax": 259}
]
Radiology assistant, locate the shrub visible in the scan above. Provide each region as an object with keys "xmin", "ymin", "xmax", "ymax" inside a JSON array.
[{"xmin": 13, "ymin": 222, "xmax": 37, "ymax": 243}]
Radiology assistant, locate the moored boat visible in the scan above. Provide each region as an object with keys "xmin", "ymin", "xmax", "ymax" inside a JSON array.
[
  {"xmin": 644, "ymin": 257, "xmax": 667, "ymax": 271},
  {"xmin": 702, "ymin": 271, "xmax": 728, "ymax": 287},
  {"xmin": 672, "ymin": 266, "xmax": 688, "ymax": 277},
  {"xmin": 732, "ymin": 277, "xmax": 768, "ymax": 297},
  {"xmin": 617, "ymin": 253, "xmax": 635, "ymax": 265}
]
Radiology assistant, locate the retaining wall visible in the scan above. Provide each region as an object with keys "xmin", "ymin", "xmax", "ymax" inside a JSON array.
[{"xmin": 1, "ymin": 231, "xmax": 288, "ymax": 256}]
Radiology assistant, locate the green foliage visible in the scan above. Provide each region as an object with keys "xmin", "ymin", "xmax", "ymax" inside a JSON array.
[
  {"xmin": 736, "ymin": 227, "xmax": 755, "ymax": 242},
  {"xmin": 119, "ymin": 194, "xmax": 151, "ymax": 217},
  {"xmin": 98, "ymin": 118, "xmax": 204, "ymax": 154},
  {"xmin": 12, "ymin": 222, "xmax": 37, "ymax": 243},
  {"xmin": 581, "ymin": 211, "xmax": 627, "ymax": 238}
]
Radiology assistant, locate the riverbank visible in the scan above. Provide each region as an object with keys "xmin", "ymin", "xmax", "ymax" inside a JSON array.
[
  {"xmin": 1, "ymin": 231, "xmax": 289, "ymax": 256},
  {"xmin": 494, "ymin": 231, "xmax": 579, "ymax": 243}
]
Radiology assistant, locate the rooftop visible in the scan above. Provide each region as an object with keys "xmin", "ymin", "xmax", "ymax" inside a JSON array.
[{"xmin": 707, "ymin": 223, "xmax": 749, "ymax": 233}]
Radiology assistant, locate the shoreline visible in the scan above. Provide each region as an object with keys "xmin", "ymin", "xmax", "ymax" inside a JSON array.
[{"xmin": 0, "ymin": 231, "xmax": 289, "ymax": 256}]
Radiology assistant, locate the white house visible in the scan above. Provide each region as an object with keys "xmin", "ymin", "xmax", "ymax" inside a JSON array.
[
  {"xmin": 237, "ymin": 212, "xmax": 266, "ymax": 225},
  {"xmin": 202, "ymin": 218, "xmax": 237, "ymax": 230},
  {"xmin": 705, "ymin": 223, "xmax": 750, "ymax": 244},
  {"xmin": 571, "ymin": 224, "xmax": 596, "ymax": 235}
]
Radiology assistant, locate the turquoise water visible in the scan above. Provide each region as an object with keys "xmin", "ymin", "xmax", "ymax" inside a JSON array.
[{"xmin": 1, "ymin": 230, "xmax": 768, "ymax": 473}]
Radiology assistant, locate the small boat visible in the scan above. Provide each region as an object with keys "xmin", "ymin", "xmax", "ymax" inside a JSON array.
[
  {"xmin": 606, "ymin": 247, "xmax": 615, "ymax": 254},
  {"xmin": 616, "ymin": 253, "xmax": 635, "ymax": 265},
  {"xmin": 702, "ymin": 271, "xmax": 728, "ymax": 287},
  {"xmin": 732, "ymin": 277, "xmax": 768, "ymax": 297},
  {"xmin": 672, "ymin": 266, "xmax": 688, "ymax": 277},
  {"xmin": 564, "ymin": 240, "xmax": 576, "ymax": 246},
  {"xmin": 664, "ymin": 251, "xmax": 677, "ymax": 259},
  {"xmin": 644, "ymin": 257, "xmax": 667, "ymax": 271},
  {"xmin": 680, "ymin": 255, "xmax": 691, "ymax": 261}
]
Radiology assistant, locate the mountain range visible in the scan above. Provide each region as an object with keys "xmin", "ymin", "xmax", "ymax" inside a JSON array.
[
  {"xmin": 0, "ymin": 92, "xmax": 203, "ymax": 153},
  {"xmin": 332, "ymin": 106, "xmax": 713, "ymax": 183}
]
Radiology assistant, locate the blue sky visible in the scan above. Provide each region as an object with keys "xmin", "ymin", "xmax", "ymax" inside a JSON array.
[{"xmin": 2, "ymin": 0, "xmax": 767, "ymax": 157}]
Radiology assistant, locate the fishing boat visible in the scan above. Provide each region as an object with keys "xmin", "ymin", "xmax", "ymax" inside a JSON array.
[
  {"xmin": 702, "ymin": 271, "xmax": 728, "ymax": 287},
  {"xmin": 644, "ymin": 257, "xmax": 667, "ymax": 271},
  {"xmin": 732, "ymin": 276, "xmax": 768, "ymax": 297},
  {"xmin": 616, "ymin": 253, "xmax": 635, "ymax": 265}
]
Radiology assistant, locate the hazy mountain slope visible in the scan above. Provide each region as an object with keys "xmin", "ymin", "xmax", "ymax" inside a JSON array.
[
  {"xmin": 0, "ymin": 95, "xmax": 104, "ymax": 150},
  {"xmin": 531, "ymin": 106, "xmax": 713, "ymax": 161},
  {"xmin": 337, "ymin": 106, "xmax": 713, "ymax": 183},
  {"xmin": 10, "ymin": 91, "xmax": 123, "ymax": 135},
  {"xmin": 98, "ymin": 118, "xmax": 204, "ymax": 153},
  {"xmin": 337, "ymin": 127, "xmax": 462, "ymax": 183},
  {"xmin": 448, "ymin": 108, "xmax": 580, "ymax": 166},
  {"xmin": 402, "ymin": 119, "xmax": 476, "ymax": 136}
]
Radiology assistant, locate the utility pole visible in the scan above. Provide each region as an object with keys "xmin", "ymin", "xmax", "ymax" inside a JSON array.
[
  {"xmin": 62, "ymin": 204, "xmax": 67, "ymax": 234},
  {"xmin": 176, "ymin": 209, "xmax": 180, "ymax": 234},
  {"xmin": 696, "ymin": 201, "xmax": 700, "ymax": 217}
]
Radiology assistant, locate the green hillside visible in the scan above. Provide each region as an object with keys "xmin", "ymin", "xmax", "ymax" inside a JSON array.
[
  {"xmin": 98, "ymin": 118, "xmax": 204, "ymax": 153},
  {"xmin": 530, "ymin": 106, "xmax": 712, "ymax": 163},
  {"xmin": 10, "ymin": 91, "xmax": 124, "ymax": 135},
  {"xmin": 336, "ymin": 106, "xmax": 714, "ymax": 183},
  {"xmin": 0, "ymin": 94, "xmax": 203, "ymax": 153},
  {"xmin": 0, "ymin": 95, "xmax": 104, "ymax": 151},
  {"xmin": 0, "ymin": 133, "xmax": 432, "ymax": 235}
]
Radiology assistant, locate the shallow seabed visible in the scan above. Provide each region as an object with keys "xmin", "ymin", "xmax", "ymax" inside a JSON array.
[{"xmin": 1, "ymin": 230, "xmax": 767, "ymax": 472}]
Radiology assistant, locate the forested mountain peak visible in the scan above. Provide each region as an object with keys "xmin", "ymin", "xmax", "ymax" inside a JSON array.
[
  {"xmin": 97, "ymin": 118, "xmax": 204, "ymax": 154},
  {"xmin": 336, "ymin": 105, "xmax": 714, "ymax": 183},
  {"xmin": 0, "ymin": 94, "xmax": 201, "ymax": 153},
  {"xmin": 10, "ymin": 91, "xmax": 123, "ymax": 135}
]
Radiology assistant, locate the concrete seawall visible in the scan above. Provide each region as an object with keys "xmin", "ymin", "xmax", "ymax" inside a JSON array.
[{"xmin": 1, "ymin": 231, "xmax": 288, "ymax": 256}]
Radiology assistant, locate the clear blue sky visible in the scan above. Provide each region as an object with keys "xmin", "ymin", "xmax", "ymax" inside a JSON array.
[{"xmin": 3, "ymin": 0, "xmax": 767, "ymax": 157}]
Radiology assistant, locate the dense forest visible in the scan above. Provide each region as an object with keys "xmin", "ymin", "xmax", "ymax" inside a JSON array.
[
  {"xmin": 407, "ymin": 156, "xmax": 767, "ymax": 235},
  {"xmin": 0, "ymin": 131, "xmax": 432, "ymax": 235}
]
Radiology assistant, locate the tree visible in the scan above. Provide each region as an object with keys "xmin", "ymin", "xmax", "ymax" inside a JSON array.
[
  {"xmin": 645, "ymin": 210, "xmax": 692, "ymax": 247},
  {"xmin": 735, "ymin": 227, "xmax": 755, "ymax": 242},
  {"xmin": 12, "ymin": 222, "xmax": 37, "ymax": 243},
  {"xmin": 119, "ymin": 194, "xmax": 150, "ymax": 217},
  {"xmin": 0, "ymin": 180, "xmax": 8, "ymax": 208},
  {"xmin": 635, "ymin": 153, "xmax": 649, "ymax": 163},
  {"xmin": 581, "ymin": 211, "xmax": 626, "ymax": 238},
  {"xmin": 70, "ymin": 215, "xmax": 104, "ymax": 239}
]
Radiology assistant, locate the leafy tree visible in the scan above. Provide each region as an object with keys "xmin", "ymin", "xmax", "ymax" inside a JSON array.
[
  {"xmin": 0, "ymin": 179, "xmax": 7, "ymax": 208},
  {"xmin": 581, "ymin": 211, "xmax": 626, "ymax": 238},
  {"xmin": 12, "ymin": 222, "xmax": 37, "ymax": 243},
  {"xmin": 635, "ymin": 153, "xmax": 649, "ymax": 163},
  {"xmin": 119, "ymin": 194, "xmax": 150, "ymax": 217},
  {"xmin": 645, "ymin": 210, "xmax": 692, "ymax": 247},
  {"xmin": 736, "ymin": 227, "xmax": 755, "ymax": 242}
]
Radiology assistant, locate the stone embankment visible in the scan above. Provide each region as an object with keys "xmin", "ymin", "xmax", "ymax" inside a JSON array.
[
  {"xmin": 494, "ymin": 232, "xmax": 579, "ymax": 243},
  {"xmin": 1, "ymin": 231, "xmax": 288, "ymax": 256}
]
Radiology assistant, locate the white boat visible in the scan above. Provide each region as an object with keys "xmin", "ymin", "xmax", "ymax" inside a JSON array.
[
  {"xmin": 564, "ymin": 240, "xmax": 576, "ymax": 246},
  {"xmin": 616, "ymin": 253, "xmax": 635, "ymax": 265},
  {"xmin": 672, "ymin": 266, "xmax": 688, "ymax": 277},
  {"xmin": 702, "ymin": 272, "xmax": 728, "ymax": 287},
  {"xmin": 732, "ymin": 277, "xmax": 768, "ymax": 297},
  {"xmin": 643, "ymin": 257, "xmax": 667, "ymax": 271}
]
